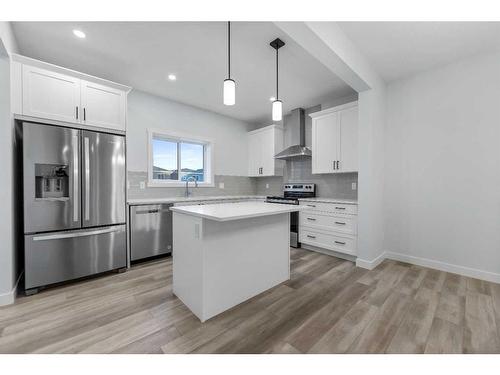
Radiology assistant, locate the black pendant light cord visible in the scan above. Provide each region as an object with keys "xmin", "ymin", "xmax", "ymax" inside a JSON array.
[
  {"xmin": 228, "ymin": 21, "xmax": 231, "ymax": 79},
  {"xmin": 276, "ymin": 48, "xmax": 279, "ymax": 100}
]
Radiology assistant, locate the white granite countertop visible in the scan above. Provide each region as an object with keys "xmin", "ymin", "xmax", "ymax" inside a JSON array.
[
  {"xmin": 170, "ymin": 201, "xmax": 305, "ymax": 222},
  {"xmin": 127, "ymin": 195, "xmax": 266, "ymax": 205},
  {"xmin": 298, "ymin": 197, "xmax": 358, "ymax": 205}
]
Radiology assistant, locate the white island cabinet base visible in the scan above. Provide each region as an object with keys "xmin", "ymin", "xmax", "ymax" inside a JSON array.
[{"xmin": 171, "ymin": 202, "xmax": 300, "ymax": 322}]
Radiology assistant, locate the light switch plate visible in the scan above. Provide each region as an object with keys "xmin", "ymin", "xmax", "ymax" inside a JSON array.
[
  {"xmin": 352, "ymin": 182, "xmax": 357, "ymax": 190},
  {"xmin": 219, "ymin": 182, "xmax": 225, "ymax": 189},
  {"xmin": 266, "ymin": 183, "xmax": 269, "ymax": 189},
  {"xmin": 140, "ymin": 181, "xmax": 146, "ymax": 190}
]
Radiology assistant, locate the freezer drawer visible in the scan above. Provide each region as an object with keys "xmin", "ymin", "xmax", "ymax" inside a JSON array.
[
  {"xmin": 130, "ymin": 204, "xmax": 173, "ymax": 261},
  {"xmin": 24, "ymin": 225, "xmax": 126, "ymax": 290}
]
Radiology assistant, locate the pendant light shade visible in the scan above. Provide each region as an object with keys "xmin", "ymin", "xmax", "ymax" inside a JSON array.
[
  {"xmin": 272, "ymin": 100, "xmax": 283, "ymax": 121},
  {"xmin": 270, "ymin": 38, "xmax": 285, "ymax": 122},
  {"xmin": 223, "ymin": 78, "xmax": 235, "ymax": 106},
  {"xmin": 223, "ymin": 21, "xmax": 235, "ymax": 106}
]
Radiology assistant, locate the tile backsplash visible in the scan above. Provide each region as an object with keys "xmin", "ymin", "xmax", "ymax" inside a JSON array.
[
  {"xmin": 127, "ymin": 172, "xmax": 257, "ymax": 200},
  {"xmin": 255, "ymin": 158, "xmax": 358, "ymax": 200},
  {"xmin": 128, "ymin": 159, "xmax": 357, "ymax": 201}
]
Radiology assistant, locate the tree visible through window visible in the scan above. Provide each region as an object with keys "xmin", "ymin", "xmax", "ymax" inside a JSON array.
[{"xmin": 152, "ymin": 136, "xmax": 205, "ymax": 182}]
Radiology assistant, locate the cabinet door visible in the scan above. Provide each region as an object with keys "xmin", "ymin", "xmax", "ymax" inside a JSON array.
[
  {"xmin": 339, "ymin": 107, "xmax": 358, "ymax": 172},
  {"xmin": 22, "ymin": 65, "xmax": 81, "ymax": 123},
  {"xmin": 312, "ymin": 112, "xmax": 339, "ymax": 174},
  {"xmin": 247, "ymin": 132, "xmax": 261, "ymax": 177},
  {"xmin": 81, "ymin": 80, "xmax": 126, "ymax": 131},
  {"xmin": 260, "ymin": 128, "xmax": 275, "ymax": 176}
]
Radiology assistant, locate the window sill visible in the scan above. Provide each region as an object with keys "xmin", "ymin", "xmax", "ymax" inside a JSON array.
[{"xmin": 147, "ymin": 181, "xmax": 215, "ymax": 188}]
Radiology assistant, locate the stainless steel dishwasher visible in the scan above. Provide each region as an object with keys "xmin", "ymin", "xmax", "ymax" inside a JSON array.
[{"xmin": 130, "ymin": 204, "xmax": 173, "ymax": 261}]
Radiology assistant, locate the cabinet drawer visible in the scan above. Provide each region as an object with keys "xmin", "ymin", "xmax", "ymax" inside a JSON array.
[
  {"xmin": 299, "ymin": 212, "xmax": 356, "ymax": 235},
  {"xmin": 299, "ymin": 229, "xmax": 357, "ymax": 256},
  {"xmin": 300, "ymin": 201, "xmax": 357, "ymax": 215}
]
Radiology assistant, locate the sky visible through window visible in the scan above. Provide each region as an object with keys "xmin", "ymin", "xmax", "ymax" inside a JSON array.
[{"xmin": 152, "ymin": 137, "xmax": 204, "ymax": 181}]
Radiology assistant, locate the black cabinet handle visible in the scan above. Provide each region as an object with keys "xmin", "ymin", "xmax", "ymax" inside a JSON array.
[
  {"xmin": 335, "ymin": 207, "xmax": 346, "ymax": 210},
  {"xmin": 307, "ymin": 217, "xmax": 316, "ymax": 221},
  {"xmin": 334, "ymin": 241, "xmax": 346, "ymax": 245},
  {"xmin": 337, "ymin": 160, "xmax": 340, "ymax": 170},
  {"xmin": 333, "ymin": 161, "xmax": 336, "ymax": 170},
  {"xmin": 76, "ymin": 106, "xmax": 79, "ymax": 120},
  {"xmin": 335, "ymin": 221, "xmax": 346, "ymax": 225},
  {"xmin": 306, "ymin": 204, "xmax": 316, "ymax": 208},
  {"xmin": 307, "ymin": 235, "xmax": 316, "ymax": 239},
  {"xmin": 84, "ymin": 107, "xmax": 86, "ymax": 121}
]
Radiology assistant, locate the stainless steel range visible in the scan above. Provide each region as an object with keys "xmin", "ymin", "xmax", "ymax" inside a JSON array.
[{"xmin": 266, "ymin": 183, "xmax": 316, "ymax": 248}]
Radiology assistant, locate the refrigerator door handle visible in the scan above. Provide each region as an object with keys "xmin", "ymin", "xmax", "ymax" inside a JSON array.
[
  {"xmin": 84, "ymin": 136, "xmax": 90, "ymax": 221},
  {"xmin": 72, "ymin": 134, "xmax": 79, "ymax": 222},
  {"xmin": 33, "ymin": 226, "xmax": 122, "ymax": 241}
]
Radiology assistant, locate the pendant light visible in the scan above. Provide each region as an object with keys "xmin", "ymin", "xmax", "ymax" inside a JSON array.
[
  {"xmin": 270, "ymin": 38, "xmax": 285, "ymax": 121},
  {"xmin": 223, "ymin": 21, "xmax": 235, "ymax": 106}
]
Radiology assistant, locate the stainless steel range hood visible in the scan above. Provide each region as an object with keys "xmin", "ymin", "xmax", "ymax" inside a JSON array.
[{"xmin": 274, "ymin": 108, "xmax": 312, "ymax": 160}]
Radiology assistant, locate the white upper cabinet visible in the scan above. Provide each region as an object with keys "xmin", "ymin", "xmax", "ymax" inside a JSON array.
[
  {"xmin": 22, "ymin": 65, "xmax": 81, "ymax": 123},
  {"xmin": 310, "ymin": 102, "xmax": 358, "ymax": 174},
  {"xmin": 312, "ymin": 111, "xmax": 339, "ymax": 174},
  {"xmin": 80, "ymin": 80, "xmax": 126, "ymax": 130},
  {"xmin": 12, "ymin": 55, "xmax": 130, "ymax": 132},
  {"xmin": 338, "ymin": 106, "xmax": 358, "ymax": 172},
  {"xmin": 247, "ymin": 125, "xmax": 284, "ymax": 177}
]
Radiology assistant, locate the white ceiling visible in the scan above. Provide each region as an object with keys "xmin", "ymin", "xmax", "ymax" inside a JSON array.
[
  {"xmin": 11, "ymin": 21, "xmax": 355, "ymax": 124},
  {"xmin": 337, "ymin": 22, "xmax": 500, "ymax": 82}
]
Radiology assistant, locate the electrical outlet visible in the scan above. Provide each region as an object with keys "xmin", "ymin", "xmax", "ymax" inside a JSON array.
[
  {"xmin": 266, "ymin": 183, "xmax": 269, "ymax": 189},
  {"xmin": 219, "ymin": 182, "xmax": 225, "ymax": 189},
  {"xmin": 140, "ymin": 181, "xmax": 146, "ymax": 190},
  {"xmin": 352, "ymin": 182, "xmax": 357, "ymax": 190}
]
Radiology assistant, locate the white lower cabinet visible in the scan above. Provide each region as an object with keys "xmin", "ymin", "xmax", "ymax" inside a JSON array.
[{"xmin": 299, "ymin": 200, "xmax": 358, "ymax": 257}]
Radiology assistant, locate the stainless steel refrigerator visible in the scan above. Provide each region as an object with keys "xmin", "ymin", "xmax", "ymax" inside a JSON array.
[{"xmin": 21, "ymin": 122, "xmax": 127, "ymax": 294}]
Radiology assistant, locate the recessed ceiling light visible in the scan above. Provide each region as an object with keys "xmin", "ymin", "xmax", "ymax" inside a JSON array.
[
  {"xmin": 269, "ymin": 96, "xmax": 276, "ymax": 102},
  {"xmin": 168, "ymin": 74, "xmax": 177, "ymax": 81},
  {"xmin": 72, "ymin": 29, "xmax": 86, "ymax": 39}
]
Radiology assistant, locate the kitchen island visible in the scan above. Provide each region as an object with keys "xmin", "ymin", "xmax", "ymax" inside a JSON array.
[{"xmin": 170, "ymin": 201, "xmax": 304, "ymax": 322}]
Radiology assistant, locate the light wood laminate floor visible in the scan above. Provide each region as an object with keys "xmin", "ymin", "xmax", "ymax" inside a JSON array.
[{"xmin": 1, "ymin": 249, "xmax": 500, "ymax": 354}]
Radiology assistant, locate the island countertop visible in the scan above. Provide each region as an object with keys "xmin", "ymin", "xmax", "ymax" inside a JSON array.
[{"xmin": 170, "ymin": 201, "xmax": 305, "ymax": 222}]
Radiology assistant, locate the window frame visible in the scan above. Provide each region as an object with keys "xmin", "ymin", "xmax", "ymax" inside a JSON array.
[{"xmin": 147, "ymin": 128, "xmax": 214, "ymax": 187}]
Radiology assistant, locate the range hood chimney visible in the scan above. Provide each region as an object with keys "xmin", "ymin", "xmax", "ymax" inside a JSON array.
[{"xmin": 274, "ymin": 108, "xmax": 311, "ymax": 160}]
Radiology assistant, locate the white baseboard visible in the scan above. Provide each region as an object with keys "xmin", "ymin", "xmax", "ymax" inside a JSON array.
[
  {"xmin": 356, "ymin": 251, "xmax": 387, "ymax": 270},
  {"xmin": 355, "ymin": 250, "xmax": 500, "ymax": 284},
  {"xmin": 0, "ymin": 272, "xmax": 22, "ymax": 306},
  {"xmin": 385, "ymin": 252, "xmax": 500, "ymax": 284}
]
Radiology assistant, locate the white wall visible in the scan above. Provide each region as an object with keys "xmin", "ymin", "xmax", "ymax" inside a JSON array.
[
  {"xmin": 356, "ymin": 85, "xmax": 387, "ymax": 266},
  {"xmin": 0, "ymin": 21, "xmax": 19, "ymax": 54},
  {"xmin": 384, "ymin": 51, "xmax": 500, "ymax": 281},
  {"xmin": 0, "ymin": 21, "xmax": 19, "ymax": 305},
  {"xmin": 127, "ymin": 90, "xmax": 252, "ymax": 176}
]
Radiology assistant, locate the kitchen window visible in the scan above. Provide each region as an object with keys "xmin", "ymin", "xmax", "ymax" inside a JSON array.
[{"xmin": 148, "ymin": 130, "xmax": 214, "ymax": 187}]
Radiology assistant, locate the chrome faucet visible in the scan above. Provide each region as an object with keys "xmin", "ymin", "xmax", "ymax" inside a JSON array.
[{"xmin": 185, "ymin": 176, "xmax": 198, "ymax": 197}]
